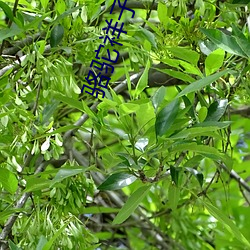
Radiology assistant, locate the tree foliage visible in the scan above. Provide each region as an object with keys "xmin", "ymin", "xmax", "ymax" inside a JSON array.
[{"xmin": 1, "ymin": 0, "xmax": 250, "ymax": 249}]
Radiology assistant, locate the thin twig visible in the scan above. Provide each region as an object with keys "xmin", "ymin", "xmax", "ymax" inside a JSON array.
[
  {"xmin": 219, "ymin": 163, "xmax": 250, "ymax": 193},
  {"xmin": 142, "ymin": 0, "xmax": 155, "ymax": 28}
]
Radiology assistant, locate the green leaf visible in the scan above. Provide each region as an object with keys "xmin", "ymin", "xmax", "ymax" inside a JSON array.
[
  {"xmin": 205, "ymin": 49, "xmax": 225, "ymax": 75},
  {"xmin": 0, "ymin": 209, "xmax": 23, "ymax": 223},
  {"xmin": 25, "ymin": 12, "xmax": 52, "ymax": 30},
  {"xmin": 53, "ymin": 92, "xmax": 85, "ymax": 112},
  {"xmin": 170, "ymin": 166, "xmax": 180, "ymax": 186},
  {"xmin": 168, "ymin": 182, "xmax": 180, "ymax": 210},
  {"xmin": 194, "ymin": 121, "xmax": 231, "ymax": 129},
  {"xmin": 119, "ymin": 103, "xmax": 140, "ymax": 115},
  {"xmin": 40, "ymin": 0, "xmax": 49, "ymax": 9},
  {"xmin": 80, "ymin": 206, "xmax": 120, "ymax": 214},
  {"xmin": 198, "ymin": 106, "xmax": 208, "ymax": 122},
  {"xmin": 199, "ymin": 39, "xmax": 218, "ymax": 55},
  {"xmin": 53, "ymin": 5, "xmax": 83, "ymax": 23},
  {"xmin": 24, "ymin": 177, "xmax": 51, "ymax": 192},
  {"xmin": 42, "ymin": 223, "xmax": 69, "ymax": 250},
  {"xmin": 0, "ymin": 25, "xmax": 23, "ymax": 42},
  {"xmin": 231, "ymin": 24, "xmax": 247, "ymax": 40},
  {"xmin": 183, "ymin": 155, "xmax": 204, "ymax": 168},
  {"xmin": 50, "ymin": 24, "xmax": 64, "ymax": 47},
  {"xmin": 170, "ymin": 143, "xmax": 229, "ymax": 165},
  {"xmin": 158, "ymin": 2, "xmax": 168, "ymax": 24},
  {"xmin": 112, "ymin": 185, "xmax": 151, "ymax": 224},
  {"xmin": 205, "ymin": 99, "xmax": 228, "ymax": 122},
  {"xmin": 151, "ymin": 86, "xmax": 166, "ymax": 111},
  {"xmin": 179, "ymin": 61, "xmax": 203, "ymax": 76},
  {"xmin": 177, "ymin": 70, "xmax": 231, "ymax": 98},
  {"xmin": 156, "ymin": 67, "xmax": 195, "ymax": 83},
  {"xmin": 200, "ymin": 28, "xmax": 247, "ymax": 58},
  {"xmin": 98, "ymin": 172, "xmax": 137, "ymax": 191},
  {"xmin": 168, "ymin": 47, "xmax": 200, "ymax": 65},
  {"xmin": 179, "ymin": 93, "xmax": 196, "ymax": 119},
  {"xmin": 155, "ymin": 99, "xmax": 179, "ymax": 137},
  {"xmin": 135, "ymin": 27, "xmax": 157, "ymax": 49},
  {"xmin": 234, "ymin": 36, "xmax": 250, "ymax": 58},
  {"xmin": 170, "ymin": 126, "xmax": 220, "ymax": 139},
  {"xmin": 0, "ymin": 1, "xmax": 14, "ymax": 21},
  {"xmin": 51, "ymin": 167, "xmax": 86, "ymax": 186},
  {"xmin": 36, "ymin": 236, "xmax": 48, "ymax": 250},
  {"xmin": 185, "ymin": 167, "xmax": 204, "ymax": 187},
  {"xmin": 0, "ymin": 168, "xmax": 18, "ymax": 194},
  {"xmin": 41, "ymin": 101, "xmax": 60, "ymax": 125},
  {"xmin": 134, "ymin": 59, "xmax": 150, "ymax": 98},
  {"xmin": 9, "ymin": 241, "xmax": 22, "ymax": 250},
  {"xmin": 203, "ymin": 201, "xmax": 250, "ymax": 248},
  {"xmin": 230, "ymin": 24, "xmax": 250, "ymax": 58}
]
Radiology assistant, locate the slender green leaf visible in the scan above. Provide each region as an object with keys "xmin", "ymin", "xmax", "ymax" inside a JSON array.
[
  {"xmin": 0, "ymin": 209, "xmax": 24, "ymax": 223},
  {"xmin": 200, "ymin": 28, "xmax": 247, "ymax": 58},
  {"xmin": 41, "ymin": 101, "xmax": 60, "ymax": 125},
  {"xmin": 183, "ymin": 155, "xmax": 204, "ymax": 168},
  {"xmin": 134, "ymin": 59, "xmax": 150, "ymax": 97},
  {"xmin": 53, "ymin": 5, "xmax": 83, "ymax": 23},
  {"xmin": 53, "ymin": 92, "xmax": 85, "ymax": 112},
  {"xmin": 158, "ymin": 2, "xmax": 168, "ymax": 24},
  {"xmin": 40, "ymin": 0, "xmax": 49, "ymax": 9},
  {"xmin": 135, "ymin": 27, "xmax": 157, "ymax": 49},
  {"xmin": 50, "ymin": 24, "xmax": 64, "ymax": 47},
  {"xmin": 0, "ymin": 26, "xmax": 23, "ymax": 42},
  {"xmin": 151, "ymin": 86, "xmax": 166, "ymax": 111},
  {"xmin": 170, "ymin": 166, "xmax": 181, "ymax": 186},
  {"xmin": 80, "ymin": 206, "xmax": 120, "ymax": 214},
  {"xmin": 155, "ymin": 99, "xmax": 179, "ymax": 137},
  {"xmin": 51, "ymin": 167, "xmax": 86, "ymax": 186},
  {"xmin": 119, "ymin": 103, "xmax": 140, "ymax": 115},
  {"xmin": 234, "ymin": 36, "xmax": 250, "ymax": 58},
  {"xmin": 42, "ymin": 223, "xmax": 69, "ymax": 250},
  {"xmin": 194, "ymin": 121, "xmax": 231, "ymax": 129},
  {"xmin": 168, "ymin": 182, "xmax": 180, "ymax": 210},
  {"xmin": 203, "ymin": 201, "xmax": 250, "ymax": 248},
  {"xmin": 198, "ymin": 106, "xmax": 208, "ymax": 122},
  {"xmin": 177, "ymin": 70, "xmax": 231, "ymax": 98},
  {"xmin": 170, "ymin": 143, "xmax": 229, "ymax": 166},
  {"xmin": 156, "ymin": 68, "xmax": 195, "ymax": 83},
  {"xmin": 112, "ymin": 185, "xmax": 151, "ymax": 224},
  {"xmin": 9, "ymin": 241, "xmax": 21, "ymax": 250},
  {"xmin": 98, "ymin": 172, "xmax": 137, "ymax": 191},
  {"xmin": 0, "ymin": 1, "xmax": 14, "ymax": 21},
  {"xmin": 0, "ymin": 168, "xmax": 18, "ymax": 194},
  {"xmin": 205, "ymin": 99, "xmax": 228, "ymax": 122},
  {"xmin": 232, "ymin": 24, "xmax": 247, "ymax": 40},
  {"xmin": 168, "ymin": 47, "xmax": 200, "ymax": 65},
  {"xmin": 24, "ymin": 177, "xmax": 51, "ymax": 192},
  {"xmin": 36, "ymin": 236, "xmax": 48, "ymax": 250},
  {"xmin": 170, "ymin": 126, "xmax": 220, "ymax": 139}
]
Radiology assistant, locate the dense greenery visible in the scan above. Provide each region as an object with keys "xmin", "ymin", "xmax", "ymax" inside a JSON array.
[{"xmin": 1, "ymin": 0, "xmax": 250, "ymax": 249}]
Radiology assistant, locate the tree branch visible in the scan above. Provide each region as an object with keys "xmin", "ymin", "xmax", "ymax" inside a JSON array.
[{"xmin": 219, "ymin": 163, "xmax": 250, "ymax": 193}]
